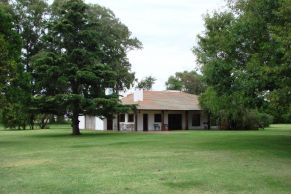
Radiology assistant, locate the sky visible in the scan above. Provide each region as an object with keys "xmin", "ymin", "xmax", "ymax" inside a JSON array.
[{"xmin": 50, "ymin": 0, "xmax": 227, "ymax": 90}]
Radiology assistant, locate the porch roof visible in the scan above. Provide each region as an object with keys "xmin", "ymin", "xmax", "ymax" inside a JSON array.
[{"xmin": 121, "ymin": 90, "xmax": 202, "ymax": 111}]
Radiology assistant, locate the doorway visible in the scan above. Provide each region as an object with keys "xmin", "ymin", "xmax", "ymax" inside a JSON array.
[
  {"xmin": 168, "ymin": 114, "xmax": 182, "ymax": 130},
  {"xmin": 107, "ymin": 118, "xmax": 113, "ymax": 130},
  {"xmin": 143, "ymin": 114, "xmax": 148, "ymax": 131}
]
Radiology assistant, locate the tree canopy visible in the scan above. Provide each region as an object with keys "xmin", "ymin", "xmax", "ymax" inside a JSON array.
[
  {"xmin": 165, "ymin": 70, "xmax": 204, "ymax": 95},
  {"xmin": 31, "ymin": 0, "xmax": 141, "ymax": 135},
  {"xmin": 0, "ymin": 2, "xmax": 28, "ymax": 129},
  {"xmin": 194, "ymin": 0, "xmax": 290, "ymax": 129},
  {"xmin": 0, "ymin": 0, "xmax": 141, "ymax": 134},
  {"xmin": 136, "ymin": 76, "xmax": 156, "ymax": 90}
]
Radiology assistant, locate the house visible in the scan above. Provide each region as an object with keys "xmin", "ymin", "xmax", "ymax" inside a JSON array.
[{"xmin": 79, "ymin": 90, "xmax": 212, "ymax": 131}]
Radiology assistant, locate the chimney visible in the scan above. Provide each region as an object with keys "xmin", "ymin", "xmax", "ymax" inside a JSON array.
[
  {"xmin": 133, "ymin": 89, "xmax": 143, "ymax": 102},
  {"xmin": 105, "ymin": 88, "xmax": 113, "ymax": 95}
]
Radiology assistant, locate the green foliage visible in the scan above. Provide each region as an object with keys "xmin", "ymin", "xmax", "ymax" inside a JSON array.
[
  {"xmin": 166, "ymin": 70, "xmax": 204, "ymax": 94},
  {"xmin": 0, "ymin": 2, "xmax": 27, "ymax": 129},
  {"xmin": 12, "ymin": 0, "xmax": 48, "ymax": 71},
  {"xmin": 0, "ymin": 0, "xmax": 49, "ymax": 130},
  {"xmin": 195, "ymin": 0, "xmax": 291, "ymax": 128},
  {"xmin": 0, "ymin": 2, "xmax": 21, "ymax": 93},
  {"xmin": 2, "ymin": 103, "xmax": 29, "ymax": 129},
  {"xmin": 238, "ymin": 110, "xmax": 273, "ymax": 130},
  {"xmin": 32, "ymin": 0, "xmax": 140, "ymax": 134},
  {"xmin": 87, "ymin": 4, "xmax": 142, "ymax": 91},
  {"xmin": 136, "ymin": 76, "xmax": 156, "ymax": 90}
]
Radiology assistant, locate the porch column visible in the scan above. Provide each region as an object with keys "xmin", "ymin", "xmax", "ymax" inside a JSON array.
[
  {"xmin": 185, "ymin": 110, "xmax": 189, "ymax": 130},
  {"xmin": 117, "ymin": 113, "xmax": 120, "ymax": 131},
  {"xmin": 135, "ymin": 110, "xmax": 138, "ymax": 131},
  {"xmin": 161, "ymin": 110, "xmax": 166, "ymax": 131}
]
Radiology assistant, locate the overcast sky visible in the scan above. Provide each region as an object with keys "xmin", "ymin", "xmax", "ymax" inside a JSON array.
[{"xmin": 51, "ymin": 0, "xmax": 227, "ymax": 90}]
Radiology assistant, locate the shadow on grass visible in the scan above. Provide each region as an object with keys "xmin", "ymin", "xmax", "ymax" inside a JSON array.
[
  {"xmin": 30, "ymin": 131, "xmax": 133, "ymax": 139},
  {"xmin": 164, "ymin": 180, "xmax": 205, "ymax": 189},
  {"xmin": 0, "ymin": 140, "xmax": 21, "ymax": 146},
  {"xmin": 69, "ymin": 140, "xmax": 155, "ymax": 148}
]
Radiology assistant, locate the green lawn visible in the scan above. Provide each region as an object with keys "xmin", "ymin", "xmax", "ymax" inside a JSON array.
[{"xmin": 0, "ymin": 125, "xmax": 291, "ymax": 194}]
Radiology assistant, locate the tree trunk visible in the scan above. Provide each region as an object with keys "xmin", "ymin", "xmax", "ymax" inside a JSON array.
[
  {"xmin": 39, "ymin": 114, "xmax": 49, "ymax": 129},
  {"xmin": 71, "ymin": 81, "xmax": 81, "ymax": 135},
  {"xmin": 29, "ymin": 114, "xmax": 35, "ymax": 130},
  {"xmin": 71, "ymin": 103, "xmax": 81, "ymax": 135}
]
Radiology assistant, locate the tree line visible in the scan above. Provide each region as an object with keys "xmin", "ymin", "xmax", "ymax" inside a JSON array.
[
  {"xmin": 166, "ymin": 0, "xmax": 290, "ymax": 129},
  {"xmin": 1, "ymin": 0, "xmax": 290, "ymax": 132},
  {"xmin": 0, "ymin": 0, "xmax": 141, "ymax": 134}
]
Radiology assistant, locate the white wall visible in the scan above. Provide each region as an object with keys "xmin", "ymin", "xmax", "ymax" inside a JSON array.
[
  {"xmin": 119, "ymin": 113, "xmax": 135, "ymax": 131},
  {"xmin": 136, "ymin": 110, "xmax": 162, "ymax": 131},
  {"xmin": 104, "ymin": 115, "xmax": 132, "ymax": 131},
  {"xmin": 133, "ymin": 89, "xmax": 143, "ymax": 102},
  {"xmin": 79, "ymin": 116, "xmax": 85, "ymax": 129},
  {"xmin": 188, "ymin": 111, "xmax": 209, "ymax": 129},
  {"xmin": 95, "ymin": 117, "xmax": 104, "ymax": 130},
  {"xmin": 78, "ymin": 115, "xmax": 105, "ymax": 130}
]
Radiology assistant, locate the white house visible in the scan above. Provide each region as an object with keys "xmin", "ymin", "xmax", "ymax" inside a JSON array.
[{"xmin": 79, "ymin": 90, "xmax": 213, "ymax": 131}]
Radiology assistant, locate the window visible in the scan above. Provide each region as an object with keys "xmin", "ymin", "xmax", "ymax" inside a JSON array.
[
  {"xmin": 192, "ymin": 114, "xmax": 200, "ymax": 126},
  {"xmin": 154, "ymin": 114, "xmax": 162, "ymax": 122},
  {"xmin": 128, "ymin": 114, "xmax": 134, "ymax": 122},
  {"xmin": 119, "ymin": 114, "xmax": 125, "ymax": 122}
]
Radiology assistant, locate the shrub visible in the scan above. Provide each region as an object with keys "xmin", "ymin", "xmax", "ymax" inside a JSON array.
[
  {"xmin": 241, "ymin": 110, "xmax": 273, "ymax": 130},
  {"xmin": 1, "ymin": 103, "xmax": 29, "ymax": 130},
  {"xmin": 258, "ymin": 112, "xmax": 273, "ymax": 128}
]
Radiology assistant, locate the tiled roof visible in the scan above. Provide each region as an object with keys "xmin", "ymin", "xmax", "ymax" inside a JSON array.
[{"xmin": 121, "ymin": 90, "xmax": 202, "ymax": 110}]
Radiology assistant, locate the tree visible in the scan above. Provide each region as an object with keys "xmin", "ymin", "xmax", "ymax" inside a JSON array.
[
  {"xmin": 11, "ymin": 0, "xmax": 49, "ymax": 129},
  {"xmin": 32, "ymin": 0, "xmax": 140, "ymax": 135},
  {"xmin": 12, "ymin": 0, "xmax": 48, "ymax": 73},
  {"xmin": 262, "ymin": 0, "xmax": 291, "ymax": 122},
  {"xmin": 0, "ymin": 2, "xmax": 18, "ymax": 103},
  {"xmin": 0, "ymin": 2, "xmax": 28, "ymax": 129},
  {"xmin": 194, "ymin": 0, "xmax": 289, "ymax": 129},
  {"xmin": 86, "ymin": 5, "xmax": 141, "ymax": 93},
  {"xmin": 166, "ymin": 70, "xmax": 204, "ymax": 94},
  {"xmin": 136, "ymin": 76, "xmax": 156, "ymax": 90}
]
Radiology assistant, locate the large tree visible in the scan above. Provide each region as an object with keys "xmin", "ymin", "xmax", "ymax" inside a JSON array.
[
  {"xmin": 194, "ymin": 0, "xmax": 290, "ymax": 128},
  {"xmin": 12, "ymin": 0, "xmax": 48, "ymax": 73},
  {"xmin": 11, "ymin": 0, "xmax": 49, "ymax": 129},
  {"xmin": 165, "ymin": 70, "xmax": 204, "ymax": 95},
  {"xmin": 87, "ymin": 5, "xmax": 141, "ymax": 93},
  {"xmin": 0, "ymin": 2, "xmax": 27, "ymax": 129},
  {"xmin": 32, "ymin": 0, "xmax": 140, "ymax": 135},
  {"xmin": 0, "ymin": 2, "xmax": 20, "ymax": 98},
  {"xmin": 260, "ymin": 0, "xmax": 291, "ymax": 122}
]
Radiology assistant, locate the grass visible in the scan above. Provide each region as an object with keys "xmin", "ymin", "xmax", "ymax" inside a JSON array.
[{"xmin": 0, "ymin": 124, "xmax": 291, "ymax": 194}]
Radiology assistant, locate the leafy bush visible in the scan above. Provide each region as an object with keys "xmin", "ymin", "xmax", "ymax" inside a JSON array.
[
  {"xmin": 1, "ymin": 103, "xmax": 29, "ymax": 130},
  {"xmin": 241, "ymin": 110, "xmax": 273, "ymax": 130},
  {"xmin": 258, "ymin": 112, "xmax": 274, "ymax": 128}
]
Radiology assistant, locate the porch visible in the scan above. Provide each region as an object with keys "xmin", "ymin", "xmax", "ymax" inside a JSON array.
[{"xmin": 106, "ymin": 110, "xmax": 210, "ymax": 131}]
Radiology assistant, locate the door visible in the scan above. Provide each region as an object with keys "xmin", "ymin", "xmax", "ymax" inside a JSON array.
[
  {"xmin": 143, "ymin": 114, "xmax": 148, "ymax": 131},
  {"xmin": 107, "ymin": 118, "xmax": 113, "ymax": 130},
  {"xmin": 168, "ymin": 114, "xmax": 182, "ymax": 130}
]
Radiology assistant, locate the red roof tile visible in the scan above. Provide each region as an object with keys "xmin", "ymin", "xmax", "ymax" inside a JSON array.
[{"xmin": 121, "ymin": 91, "xmax": 202, "ymax": 110}]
